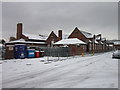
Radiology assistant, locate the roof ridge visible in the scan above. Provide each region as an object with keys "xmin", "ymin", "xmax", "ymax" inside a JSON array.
[{"xmin": 80, "ymin": 30, "xmax": 92, "ymax": 34}]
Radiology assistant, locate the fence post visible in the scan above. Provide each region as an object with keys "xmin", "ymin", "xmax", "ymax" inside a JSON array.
[{"xmin": 58, "ymin": 53, "xmax": 60, "ymax": 60}]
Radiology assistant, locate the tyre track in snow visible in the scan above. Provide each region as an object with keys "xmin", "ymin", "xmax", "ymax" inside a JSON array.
[
  {"xmin": 3, "ymin": 53, "xmax": 110, "ymax": 88},
  {"xmin": 3, "ymin": 55, "xmax": 97, "ymax": 84},
  {"xmin": 42, "ymin": 53, "xmax": 108, "ymax": 88}
]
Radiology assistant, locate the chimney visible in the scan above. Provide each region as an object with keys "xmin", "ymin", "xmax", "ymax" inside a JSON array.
[
  {"xmin": 99, "ymin": 34, "xmax": 101, "ymax": 41},
  {"xmin": 16, "ymin": 23, "xmax": 22, "ymax": 39},
  {"xmin": 58, "ymin": 30, "xmax": 62, "ymax": 40},
  {"xmin": 93, "ymin": 35, "xmax": 95, "ymax": 39}
]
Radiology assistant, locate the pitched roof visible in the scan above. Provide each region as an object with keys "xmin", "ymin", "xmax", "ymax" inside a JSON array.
[
  {"xmin": 9, "ymin": 39, "xmax": 26, "ymax": 43},
  {"xmin": 101, "ymin": 38, "xmax": 106, "ymax": 41},
  {"xmin": 23, "ymin": 33, "xmax": 47, "ymax": 40},
  {"xmin": 6, "ymin": 39, "xmax": 46, "ymax": 44},
  {"xmin": 81, "ymin": 31, "xmax": 93, "ymax": 38},
  {"xmin": 114, "ymin": 41, "xmax": 120, "ymax": 45},
  {"xmin": 47, "ymin": 31, "xmax": 58, "ymax": 41},
  {"xmin": 54, "ymin": 38, "xmax": 86, "ymax": 45},
  {"xmin": 96, "ymin": 37, "xmax": 101, "ymax": 40},
  {"xmin": 69, "ymin": 27, "xmax": 93, "ymax": 39},
  {"xmin": 95, "ymin": 40, "xmax": 99, "ymax": 44}
]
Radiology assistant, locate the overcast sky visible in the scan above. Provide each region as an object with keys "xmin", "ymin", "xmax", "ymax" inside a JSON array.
[{"xmin": 2, "ymin": 2, "xmax": 118, "ymax": 41}]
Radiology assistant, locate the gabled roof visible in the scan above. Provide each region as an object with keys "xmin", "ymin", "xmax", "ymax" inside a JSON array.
[
  {"xmin": 54, "ymin": 38, "xmax": 86, "ymax": 45},
  {"xmin": 81, "ymin": 31, "xmax": 93, "ymax": 38},
  {"xmin": 96, "ymin": 37, "xmax": 101, "ymax": 40},
  {"xmin": 47, "ymin": 31, "xmax": 58, "ymax": 40},
  {"xmin": 23, "ymin": 33, "xmax": 47, "ymax": 40},
  {"xmin": 69, "ymin": 27, "xmax": 93, "ymax": 39}
]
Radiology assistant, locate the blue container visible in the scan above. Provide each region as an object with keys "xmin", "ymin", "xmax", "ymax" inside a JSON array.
[
  {"xmin": 14, "ymin": 44, "xmax": 27, "ymax": 59},
  {"xmin": 27, "ymin": 49, "xmax": 35, "ymax": 58}
]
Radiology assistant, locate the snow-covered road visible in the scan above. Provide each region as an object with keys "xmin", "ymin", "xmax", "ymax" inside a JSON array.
[
  {"xmin": 2, "ymin": 52, "xmax": 118, "ymax": 88},
  {"xmin": 0, "ymin": 61, "xmax": 2, "ymax": 89}
]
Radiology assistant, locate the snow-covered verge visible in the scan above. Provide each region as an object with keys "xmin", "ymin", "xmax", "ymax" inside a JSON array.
[{"xmin": 2, "ymin": 52, "xmax": 118, "ymax": 88}]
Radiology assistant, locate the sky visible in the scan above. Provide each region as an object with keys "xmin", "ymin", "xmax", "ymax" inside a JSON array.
[
  {"xmin": 2, "ymin": 2, "xmax": 118, "ymax": 41},
  {"xmin": 0, "ymin": 2, "xmax": 1, "ymax": 39}
]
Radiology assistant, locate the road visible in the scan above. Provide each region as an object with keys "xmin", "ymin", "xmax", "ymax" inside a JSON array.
[{"xmin": 2, "ymin": 52, "xmax": 118, "ymax": 88}]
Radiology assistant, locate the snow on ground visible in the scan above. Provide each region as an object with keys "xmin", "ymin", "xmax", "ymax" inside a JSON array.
[
  {"xmin": 0, "ymin": 60, "xmax": 2, "ymax": 90},
  {"xmin": 2, "ymin": 52, "xmax": 118, "ymax": 88}
]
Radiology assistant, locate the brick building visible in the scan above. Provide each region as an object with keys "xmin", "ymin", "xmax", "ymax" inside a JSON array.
[
  {"xmin": 5, "ymin": 23, "xmax": 112, "ymax": 58},
  {"xmin": 46, "ymin": 30, "xmax": 62, "ymax": 47},
  {"xmin": 112, "ymin": 40, "xmax": 120, "ymax": 50},
  {"xmin": 67, "ymin": 27, "xmax": 109, "ymax": 53},
  {"xmin": 54, "ymin": 38, "xmax": 86, "ymax": 55},
  {"xmin": 68, "ymin": 27, "xmax": 92, "ymax": 52},
  {"xmin": 6, "ymin": 23, "xmax": 48, "ymax": 47},
  {"xmin": 46, "ymin": 27, "xmax": 110, "ymax": 53}
]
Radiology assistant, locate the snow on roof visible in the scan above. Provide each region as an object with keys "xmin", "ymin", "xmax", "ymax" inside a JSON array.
[
  {"xmin": 97, "ymin": 41, "xmax": 104, "ymax": 44},
  {"xmin": 54, "ymin": 38, "xmax": 86, "ymax": 45},
  {"xmin": 100, "ymin": 42, "xmax": 104, "ymax": 44},
  {"xmin": 7, "ymin": 39, "xmax": 46, "ymax": 44},
  {"xmin": 114, "ymin": 41, "xmax": 120, "ymax": 45},
  {"xmin": 81, "ymin": 31, "xmax": 93, "ymax": 38},
  {"xmin": 9, "ymin": 39, "xmax": 26, "ymax": 43},
  {"xmin": 26, "ymin": 41, "xmax": 46, "ymax": 44},
  {"xmin": 23, "ymin": 33, "xmax": 47, "ymax": 40},
  {"xmin": 89, "ymin": 40, "xmax": 92, "ymax": 42},
  {"xmin": 95, "ymin": 40, "xmax": 99, "ymax": 44},
  {"xmin": 96, "ymin": 37, "xmax": 101, "ymax": 40},
  {"xmin": 0, "ymin": 44, "xmax": 3, "ymax": 47},
  {"xmin": 92, "ymin": 40, "xmax": 99, "ymax": 44},
  {"xmin": 101, "ymin": 38, "xmax": 106, "ymax": 41},
  {"xmin": 109, "ymin": 44, "xmax": 113, "ymax": 46}
]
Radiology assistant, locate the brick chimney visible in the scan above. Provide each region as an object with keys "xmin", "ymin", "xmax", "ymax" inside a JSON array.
[
  {"xmin": 16, "ymin": 23, "xmax": 22, "ymax": 39},
  {"xmin": 58, "ymin": 30, "xmax": 62, "ymax": 40}
]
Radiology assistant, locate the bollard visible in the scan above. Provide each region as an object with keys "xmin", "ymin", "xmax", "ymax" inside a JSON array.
[
  {"xmin": 81, "ymin": 53, "xmax": 84, "ymax": 57},
  {"xmin": 92, "ymin": 52, "xmax": 94, "ymax": 56}
]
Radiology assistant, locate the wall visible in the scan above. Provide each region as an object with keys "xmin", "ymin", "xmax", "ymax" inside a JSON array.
[{"xmin": 68, "ymin": 28, "xmax": 88, "ymax": 42}]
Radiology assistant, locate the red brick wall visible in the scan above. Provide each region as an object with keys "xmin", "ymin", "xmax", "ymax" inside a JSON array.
[
  {"xmin": 69, "ymin": 45, "xmax": 85, "ymax": 55},
  {"xmin": 46, "ymin": 31, "xmax": 58, "ymax": 46},
  {"xmin": 114, "ymin": 45, "xmax": 120, "ymax": 50},
  {"xmin": 68, "ymin": 27, "xmax": 88, "ymax": 42}
]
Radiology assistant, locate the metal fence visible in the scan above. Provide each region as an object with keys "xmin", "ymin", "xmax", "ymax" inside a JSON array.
[
  {"xmin": 0, "ymin": 45, "xmax": 5, "ymax": 60},
  {"xmin": 39, "ymin": 47, "xmax": 71, "ymax": 57}
]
